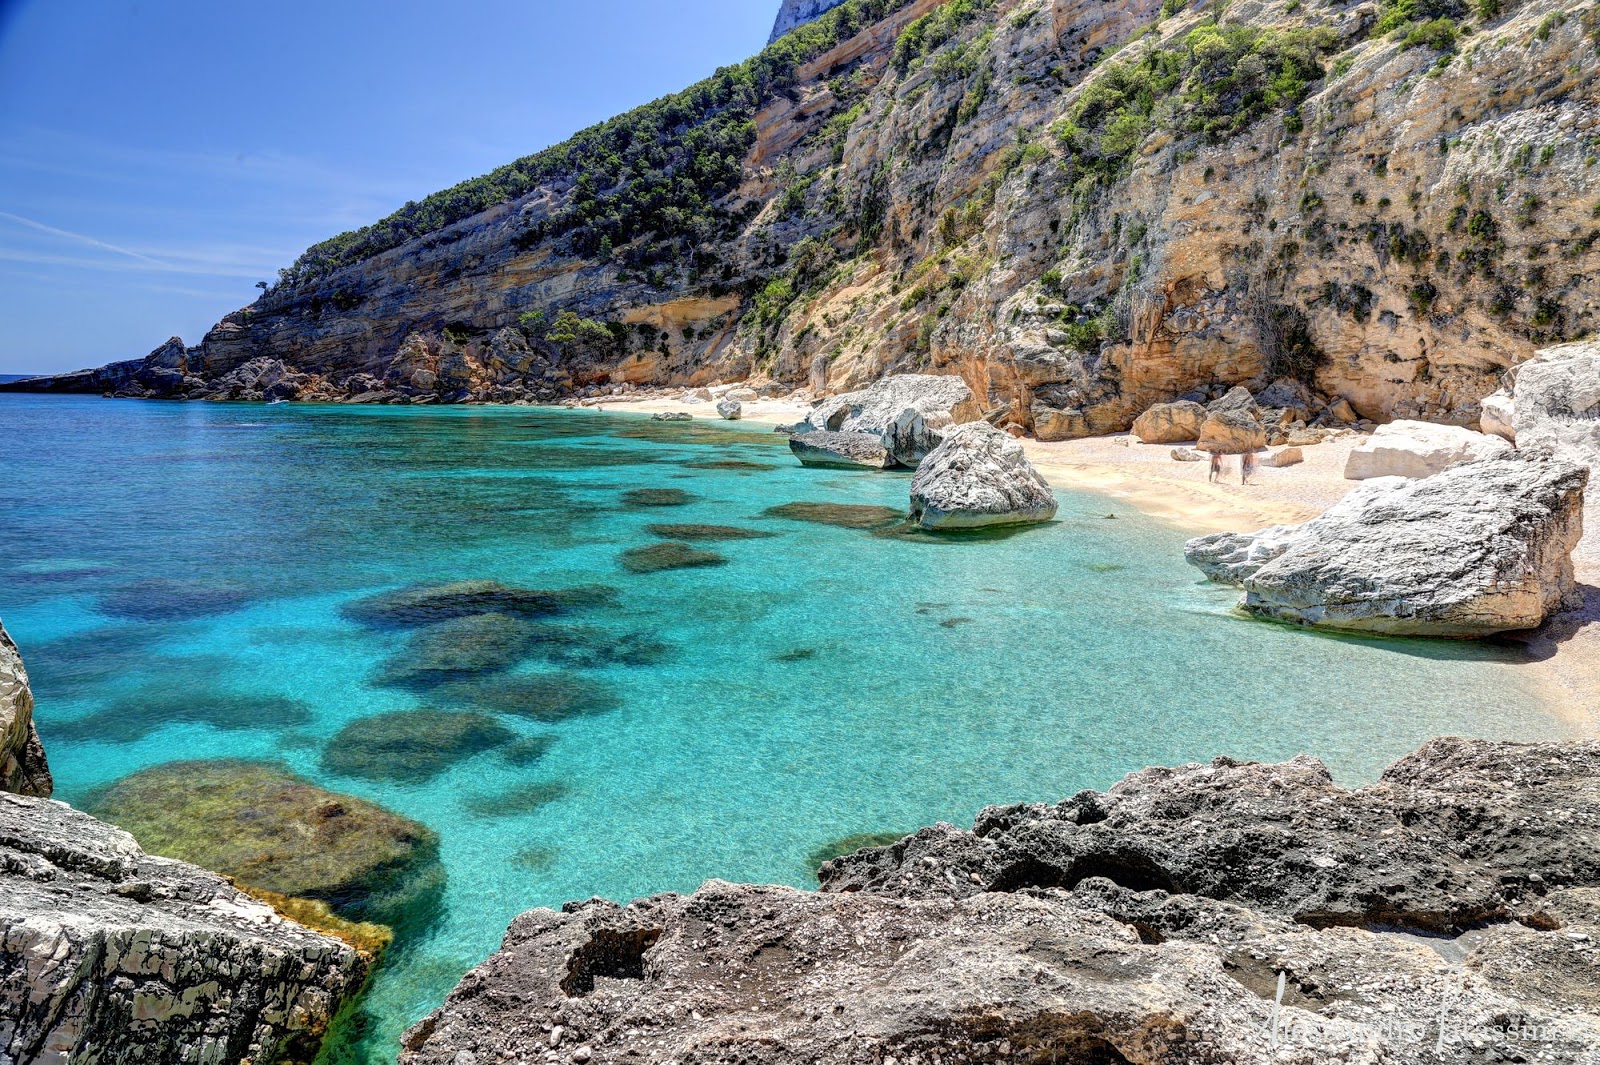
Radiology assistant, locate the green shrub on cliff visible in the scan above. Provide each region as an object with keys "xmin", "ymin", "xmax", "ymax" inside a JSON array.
[{"xmin": 275, "ymin": 0, "xmax": 925, "ymax": 290}]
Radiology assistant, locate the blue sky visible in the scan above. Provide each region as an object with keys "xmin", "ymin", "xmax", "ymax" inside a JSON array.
[{"xmin": 0, "ymin": 0, "xmax": 776, "ymax": 374}]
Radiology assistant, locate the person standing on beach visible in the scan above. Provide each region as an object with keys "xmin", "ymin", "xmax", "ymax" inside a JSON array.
[
  {"xmin": 1209, "ymin": 452, "xmax": 1224, "ymax": 483},
  {"xmin": 1242, "ymin": 450, "xmax": 1258, "ymax": 485}
]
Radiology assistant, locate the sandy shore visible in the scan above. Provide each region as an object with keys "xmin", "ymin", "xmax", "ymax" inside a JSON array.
[{"xmin": 589, "ymin": 391, "xmax": 1598, "ymax": 734}]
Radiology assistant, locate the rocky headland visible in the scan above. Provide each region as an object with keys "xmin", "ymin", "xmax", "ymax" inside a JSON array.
[{"xmin": 401, "ymin": 737, "xmax": 1600, "ymax": 1064}]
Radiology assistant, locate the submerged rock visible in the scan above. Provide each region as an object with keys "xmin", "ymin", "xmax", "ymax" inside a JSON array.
[
  {"xmin": 0, "ymin": 622, "xmax": 51, "ymax": 797},
  {"xmin": 762, "ymin": 502, "xmax": 904, "ymax": 530},
  {"xmin": 321, "ymin": 710, "xmax": 515, "ymax": 783},
  {"xmin": 97, "ymin": 578, "xmax": 256, "ymax": 622},
  {"xmin": 1186, "ymin": 454, "xmax": 1588, "ymax": 636},
  {"xmin": 1344, "ymin": 419, "xmax": 1511, "ymax": 480},
  {"xmin": 682, "ymin": 459, "xmax": 779, "ymax": 471},
  {"xmin": 619, "ymin": 542, "xmax": 728, "ymax": 573},
  {"xmin": 434, "ymin": 673, "xmax": 622, "ymax": 722},
  {"xmin": 343, "ymin": 580, "xmax": 618, "ymax": 628},
  {"xmin": 787, "ymin": 429, "xmax": 895, "ymax": 469},
  {"xmin": 645, "ymin": 523, "xmax": 778, "ymax": 541},
  {"xmin": 1131, "ymin": 400, "xmax": 1206, "ymax": 444},
  {"xmin": 376, "ymin": 613, "xmax": 541, "ymax": 688},
  {"xmin": 88, "ymin": 760, "xmax": 443, "ymax": 930},
  {"xmin": 621, "ymin": 488, "xmax": 699, "ymax": 507},
  {"xmin": 52, "ymin": 686, "xmax": 313, "ymax": 744},
  {"xmin": 401, "ymin": 738, "xmax": 1600, "ymax": 1065},
  {"xmin": 908, "ymin": 422, "xmax": 1058, "ymax": 531},
  {"xmin": 0, "ymin": 793, "xmax": 369, "ymax": 1065},
  {"xmin": 804, "ymin": 830, "xmax": 908, "ymax": 876},
  {"xmin": 799, "ymin": 374, "xmax": 981, "ymax": 467}
]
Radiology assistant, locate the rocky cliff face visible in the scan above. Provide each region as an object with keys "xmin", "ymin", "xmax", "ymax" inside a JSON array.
[
  {"xmin": 9, "ymin": 0, "xmax": 1599, "ymax": 437},
  {"xmin": 772, "ymin": 0, "xmax": 850, "ymax": 41},
  {"xmin": 0, "ymin": 621, "xmax": 51, "ymax": 799},
  {"xmin": 401, "ymin": 738, "xmax": 1600, "ymax": 1064}
]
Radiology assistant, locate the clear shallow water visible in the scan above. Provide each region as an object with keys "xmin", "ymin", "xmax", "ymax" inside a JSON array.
[{"xmin": 0, "ymin": 394, "xmax": 1575, "ymax": 1062}]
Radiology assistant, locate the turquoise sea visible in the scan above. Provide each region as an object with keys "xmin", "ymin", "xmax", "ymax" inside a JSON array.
[{"xmin": 0, "ymin": 394, "xmax": 1576, "ymax": 1061}]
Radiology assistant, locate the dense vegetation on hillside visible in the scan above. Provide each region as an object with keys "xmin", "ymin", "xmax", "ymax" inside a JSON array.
[{"xmin": 273, "ymin": 0, "xmax": 922, "ymax": 290}]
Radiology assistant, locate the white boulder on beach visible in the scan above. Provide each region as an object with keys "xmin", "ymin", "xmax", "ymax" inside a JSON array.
[{"xmin": 1343, "ymin": 419, "xmax": 1510, "ymax": 480}]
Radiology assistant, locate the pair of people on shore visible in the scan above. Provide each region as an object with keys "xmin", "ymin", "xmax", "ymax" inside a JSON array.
[{"xmin": 1208, "ymin": 451, "xmax": 1259, "ymax": 485}]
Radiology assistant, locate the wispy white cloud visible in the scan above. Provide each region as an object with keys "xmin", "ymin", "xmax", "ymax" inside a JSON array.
[{"xmin": 0, "ymin": 210, "xmax": 167, "ymax": 265}]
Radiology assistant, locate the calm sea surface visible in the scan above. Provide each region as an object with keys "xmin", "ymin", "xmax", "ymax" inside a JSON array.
[{"xmin": 0, "ymin": 394, "xmax": 1573, "ymax": 1061}]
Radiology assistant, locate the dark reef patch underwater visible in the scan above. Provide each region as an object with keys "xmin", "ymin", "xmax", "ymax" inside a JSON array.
[{"xmin": 0, "ymin": 396, "xmax": 1575, "ymax": 1064}]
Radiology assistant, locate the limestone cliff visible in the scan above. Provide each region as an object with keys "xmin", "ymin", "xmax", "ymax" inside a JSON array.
[
  {"xmin": 10, "ymin": 0, "xmax": 1599, "ymax": 438},
  {"xmin": 0, "ymin": 621, "xmax": 51, "ymax": 798},
  {"xmin": 772, "ymin": 0, "xmax": 850, "ymax": 41}
]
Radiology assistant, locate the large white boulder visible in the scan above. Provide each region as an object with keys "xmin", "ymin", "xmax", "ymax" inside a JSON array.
[
  {"xmin": 802, "ymin": 375, "xmax": 982, "ymax": 467},
  {"xmin": 1344, "ymin": 420, "xmax": 1511, "ymax": 480},
  {"xmin": 1513, "ymin": 340, "xmax": 1600, "ymax": 467},
  {"xmin": 1185, "ymin": 454, "xmax": 1588, "ymax": 637},
  {"xmin": 909, "ymin": 423, "xmax": 1059, "ymax": 531}
]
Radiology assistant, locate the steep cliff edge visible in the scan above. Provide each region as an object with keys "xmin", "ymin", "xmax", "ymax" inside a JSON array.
[
  {"xmin": 772, "ymin": 0, "xmax": 851, "ymax": 42},
  {"xmin": 401, "ymin": 738, "xmax": 1600, "ymax": 1063},
  {"xmin": 0, "ymin": 621, "xmax": 51, "ymax": 798},
  {"xmin": 9, "ymin": 0, "xmax": 1599, "ymax": 437}
]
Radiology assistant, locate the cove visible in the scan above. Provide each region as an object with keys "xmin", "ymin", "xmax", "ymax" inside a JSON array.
[{"xmin": 0, "ymin": 394, "xmax": 1575, "ymax": 1063}]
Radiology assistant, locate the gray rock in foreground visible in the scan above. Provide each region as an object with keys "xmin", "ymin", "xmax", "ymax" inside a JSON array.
[
  {"xmin": 802, "ymin": 374, "xmax": 982, "ymax": 467},
  {"xmin": 1, "ymin": 622, "xmax": 51, "ymax": 798},
  {"xmin": 1185, "ymin": 454, "xmax": 1587, "ymax": 636},
  {"xmin": 909, "ymin": 422, "xmax": 1058, "ymax": 530},
  {"xmin": 0, "ymin": 793, "xmax": 369, "ymax": 1065},
  {"xmin": 401, "ymin": 738, "xmax": 1600, "ymax": 1065},
  {"xmin": 788, "ymin": 429, "xmax": 895, "ymax": 469}
]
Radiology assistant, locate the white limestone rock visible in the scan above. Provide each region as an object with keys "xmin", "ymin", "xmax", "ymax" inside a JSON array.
[
  {"xmin": 909, "ymin": 422, "xmax": 1058, "ymax": 531},
  {"xmin": 802, "ymin": 374, "xmax": 981, "ymax": 468},
  {"xmin": 1185, "ymin": 455, "xmax": 1587, "ymax": 636},
  {"xmin": 1513, "ymin": 339, "xmax": 1600, "ymax": 467},
  {"xmin": 788, "ymin": 430, "xmax": 895, "ymax": 469},
  {"xmin": 1344, "ymin": 419, "xmax": 1511, "ymax": 480}
]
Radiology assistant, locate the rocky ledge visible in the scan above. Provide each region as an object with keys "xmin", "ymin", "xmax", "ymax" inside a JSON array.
[
  {"xmin": 0, "ymin": 622, "xmax": 51, "ymax": 798},
  {"xmin": 0, "ymin": 793, "xmax": 370, "ymax": 1065},
  {"xmin": 1186, "ymin": 452, "xmax": 1588, "ymax": 637},
  {"xmin": 401, "ymin": 738, "xmax": 1600, "ymax": 1064}
]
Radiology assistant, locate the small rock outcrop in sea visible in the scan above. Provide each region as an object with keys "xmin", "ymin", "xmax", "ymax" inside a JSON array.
[
  {"xmin": 88, "ymin": 760, "xmax": 445, "ymax": 933},
  {"xmin": 399, "ymin": 738, "xmax": 1600, "ymax": 1065},
  {"xmin": 799, "ymin": 374, "xmax": 981, "ymax": 468},
  {"xmin": 1186, "ymin": 453, "xmax": 1588, "ymax": 636},
  {"xmin": 1344, "ymin": 419, "xmax": 1512, "ymax": 480},
  {"xmin": 1, "ymin": 792, "xmax": 370, "ymax": 1065},
  {"xmin": 908, "ymin": 422, "xmax": 1058, "ymax": 531},
  {"xmin": 787, "ymin": 429, "xmax": 896, "ymax": 469},
  {"xmin": 0, "ymin": 621, "xmax": 51, "ymax": 797},
  {"xmin": 1131, "ymin": 399, "xmax": 1206, "ymax": 443}
]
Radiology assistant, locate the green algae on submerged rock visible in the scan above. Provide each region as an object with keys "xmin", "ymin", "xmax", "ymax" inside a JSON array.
[
  {"xmin": 434, "ymin": 673, "xmax": 623, "ymax": 722},
  {"xmin": 619, "ymin": 542, "xmax": 728, "ymax": 573},
  {"xmin": 621, "ymin": 488, "xmax": 699, "ymax": 507},
  {"xmin": 761, "ymin": 502, "xmax": 905, "ymax": 530},
  {"xmin": 88, "ymin": 759, "xmax": 443, "ymax": 929},
  {"xmin": 52, "ymin": 687, "xmax": 314, "ymax": 744},
  {"xmin": 375, "ymin": 613, "xmax": 541, "ymax": 688},
  {"xmin": 645, "ymin": 523, "xmax": 779, "ymax": 542},
  {"xmin": 461, "ymin": 780, "xmax": 571, "ymax": 819},
  {"xmin": 97, "ymin": 578, "xmax": 257, "ymax": 622},
  {"xmin": 342, "ymin": 580, "xmax": 619, "ymax": 628},
  {"xmin": 526, "ymin": 624, "xmax": 674, "ymax": 668},
  {"xmin": 321, "ymin": 710, "xmax": 516, "ymax": 783},
  {"xmin": 501, "ymin": 734, "xmax": 557, "ymax": 767},
  {"xmin": 804, "ymin": 831, "xmax": 909, "ymax": 877},
  {"xmin": 511, "ymin": 845, "xmax": 559, "ymax": 873},
  {"xmin": 682, "ymin": 459, "xmax": 779, "ymax": 472}
]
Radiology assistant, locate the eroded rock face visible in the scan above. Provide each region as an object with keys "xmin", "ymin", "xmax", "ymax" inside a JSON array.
[
  {"xmin": 788, "ymin": 429, "xmax": 896, "ymax": 468},
  {"xmin": 401, "ymin": 739, "xmax": 1600, "ymax": 1065},
  {"xmin": 0, "ymin": 792, "xmax": 369, "ymax": 1065},
  {"xmin": 801, "ymin": 374, "xmax": 983, "ymax": 467},
  {"xmin": 1186, "ymin": 454, "xmax": 1588, "ymax": 636},
  {"xmin": 908, "ymin": 421, "xmax": 1058, "ymax": 530},
  {"xmin": 0, "ymin": 621, "xmax": 51, "ymax": 799},
  {"xmin": 1344, "ymin": 419, "xmax": 1512, "ymax": 480}
]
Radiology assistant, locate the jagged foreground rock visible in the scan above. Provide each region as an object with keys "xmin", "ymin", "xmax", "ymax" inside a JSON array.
[
  {"xmin": 908, "ymin": 421, "xmax": 1059, "ymax": 529},
  {"xmin": 1344, "ymin": 419, "xmax": 1511, "ymax": 480},
  {"xmin": 0, "ymin": 795, "xmax": 369, "ymax": 1065},
  {"xmin": 13, "ymin": 0, "xmax": 1593, "ymax": 429},
  {"xmin": 1186, "ymin": 453, "xmax": 1588, "ymax": 636},
  {"xmin": 401, "ymin": 738, "xmax": 1600, "ymax": 1064},
  {"xmin": 0, "ymin": 623, "xmax": 50, "ymax": 798}
]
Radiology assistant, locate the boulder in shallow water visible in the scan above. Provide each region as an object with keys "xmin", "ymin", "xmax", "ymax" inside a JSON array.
[
  {"xmin": 788, "ymin": 430, "xmax": 895, "ymax": 469},
  {"xmin": 762, "ymin": 502, "xmax": 905, "ymax": 530},
  {"xmin": 620, "ymin": 542, "xmax": 728, "ymax": 573},
  {"xmin": 89, "ymin": 760, "xmax": 444, "ymax": 930},
  {"xmin": 1343, "ymin": 419, "xmax": 1511, "ymax": 480},
  {"xmin": 343, "ymin": 580, "xmax": 618, "ymax": 627},
  {"xmin": 376, "ymin": 613, "xmax": 540, "ymax": 688},
  {"xmin": 0, "ymin": 793, "xmax": 368, "ymax": 1064},
  {"xmin": 1132, "ymin": 400, "xmax": 1206, "ymax": 444},
  {"xmin": 621, "ymin": 488, "xmax": 698, "ymax": 507},
  {"xmin": 321, "ymin": 710, "xmax": 515, "ymax": 783},
  {"xmin": 0, "ymin": 622, "xmax": 51, "ymax": 797},
  {"xmin": 908, "ymin": 422, "xmax": 1058, "ymax": 531},
  {"xmin": 800, "ymin": 374, "xmax": 980, "ymax": 466},
  {"xmin": 435, "ymin": 672, "xmax": 622, "ymax": 722},
  {"xmin": 1185, "ymin": 453, "xmax": 1588, "ymax": 636}
]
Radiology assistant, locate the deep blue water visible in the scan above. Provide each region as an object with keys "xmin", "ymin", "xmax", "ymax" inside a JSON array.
[{"xmin": 0, "ymin": 394, "xmax": 1574, "ymax": 1061}]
